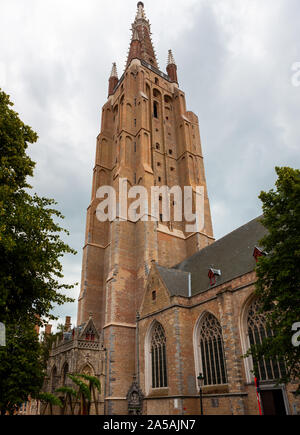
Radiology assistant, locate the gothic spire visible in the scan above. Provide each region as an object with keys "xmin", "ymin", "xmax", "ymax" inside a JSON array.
[
  {"xmin": 166, "ymin": 49, "xmax": 178, "ymax": 83},
  {"xmin": 132, "ymin": 28, "xmax": 140, "ymax": 42},
  {"xmin": 110, "ymin": 62, "xmax": 118, "ymax": 78},
  {"xmin": 108, "ymin": 62, "xmax": 118, "ymax": 97},
  {"xmin": 126, "ymin": 2, "xmax": 158, "ymax": 68},
  {"xmin": 167, "ymin": 49, "xmax": 176, "ymax": 66}
]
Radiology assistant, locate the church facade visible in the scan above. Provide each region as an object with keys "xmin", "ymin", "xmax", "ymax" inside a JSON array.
[{"xmin": 45, "ymin": 3, "xmax": 299, "ymax": 415}]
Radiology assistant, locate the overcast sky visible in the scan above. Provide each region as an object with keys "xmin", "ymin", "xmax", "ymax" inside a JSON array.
[{"xmin": 1, "ymin": 0, "xmax": 299, "ymax": 330}]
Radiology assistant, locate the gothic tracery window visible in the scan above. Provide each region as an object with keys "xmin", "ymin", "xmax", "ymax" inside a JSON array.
[
  {"xmin": 85, "ymin": 326, "xmax": 95, "ymax": 341},
  {"xmin": 51, "ymin": 366, "xmax": 58, "ymax": 393},
  {"xmin": 198, "ymin": 313, "xmax": 227, "ymax": 386},
  {"xmin": 151, "ymin": 323, "xmax": 167, "ymax": 388},
  {"xmin": 62, "ymin": 363, "xmax": 69, "ymax": 386},
  {"xmin": 247, "ymin": 299, "xmax": 286, "ymax": 381}
]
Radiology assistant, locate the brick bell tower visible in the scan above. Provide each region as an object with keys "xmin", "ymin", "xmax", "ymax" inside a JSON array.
[{"xmin": 77, "ymin": 2, "xmax": 214, "ymax": 414}]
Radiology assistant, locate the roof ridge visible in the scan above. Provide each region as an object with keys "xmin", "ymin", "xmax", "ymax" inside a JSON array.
[{"xmin": 175, "ymin": 215, "xmax": 264, "ymax": 269}]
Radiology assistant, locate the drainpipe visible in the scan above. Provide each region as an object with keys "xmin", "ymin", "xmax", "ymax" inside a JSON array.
[
  {"xmin": 136, "ymin": 312, "xmax": 140, "ymax": 384},
  {"xmin": 188, "ymin": 273, "xmax": 192, "ymax": 298},
  {"xmin": 104, "ymin": 348, "xmax": 108, "ymax": 415}
]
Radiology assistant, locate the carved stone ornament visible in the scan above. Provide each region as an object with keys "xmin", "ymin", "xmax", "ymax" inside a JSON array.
[{"xmin": 126, "ymin": 375, "xmax": 144, "ymax": 415}]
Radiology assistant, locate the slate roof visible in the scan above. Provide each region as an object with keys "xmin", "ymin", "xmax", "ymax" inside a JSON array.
[
  {"xmin": 155, "ymin": 216, "xmax": 267, "ymax": 297},
  {"xmin": 155, "ymin": 264, "xmax": 190, "ymax": 297}
]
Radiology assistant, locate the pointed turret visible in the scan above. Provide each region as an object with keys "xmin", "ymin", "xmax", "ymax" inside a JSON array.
[
  {"xmin": 126, "ymin": 2, "xmax": 158, "ymax": 68},
  {"xmin": 108, "ymin": 62, "xmax": 118, "ymax": 97},
  {"xmin": 166, "ymin": 49, "xmax": 178, "ymax": 83}
]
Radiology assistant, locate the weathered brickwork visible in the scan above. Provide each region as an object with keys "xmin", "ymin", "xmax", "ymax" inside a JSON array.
[
  {"xmin": 46, "ymin": 4, "xmax": 299, "ymax": 415},
  {"xmin": 138, "ymin": 267, "xmax": 299, "ymax": 415}
]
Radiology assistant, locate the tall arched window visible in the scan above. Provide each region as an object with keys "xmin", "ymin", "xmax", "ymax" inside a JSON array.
[
  {"xmin": 62, "ymin": 363, "xmax": 69, "ymax": 386},
  {"xmin": 51, "ymin": 366, "xmax": 58, "ymax": 393},
  {"xmin": 247, "ymin": 299, "xmax": 286, "ymax": 381},
  {"xmin": 198, "ymin": 313, "xmax": 227, "ymax": 386},
  {"xmin": 151, "ymin": 322, "xmax": 167, "ymax": 388}
]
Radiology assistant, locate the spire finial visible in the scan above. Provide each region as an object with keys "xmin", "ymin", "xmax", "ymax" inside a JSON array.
[
  {"xmin": 126, "ymin": 3, "xmax": 158, "ymax": 69},
  {"xmin": 166, "ymin": 50, "xmax": 178, "ymax": 83},
  {"xmin": 167, "ymin": 49, "xmax": 176, "ymax": 66},
  {"xmin": 110, "ymin": 62, "xmax": 118, "ymax": 79},
  {"xmin": 136, "ymin": 2, "xmax": 146, "ymax": 20}
]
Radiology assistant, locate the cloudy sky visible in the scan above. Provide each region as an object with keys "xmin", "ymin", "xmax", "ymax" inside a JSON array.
[{"xmin": 1, "ymin": 0, "xmax": 299, "ymax": 330}]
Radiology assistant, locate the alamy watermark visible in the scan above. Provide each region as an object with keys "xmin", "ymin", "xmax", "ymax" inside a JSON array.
[
  {"xmin": 95, "ymin": 178, "xmax": 204, "ymax": 233},
  {"xmin": 291, "ymin": 322, "xmax": 300, "ymax": 347},
  {"xmin": 291, "ymin": 62, "xmax": 300, "ymax": 87},
  {"xmin": 0, "ymin": 322, "xmax": 5, "ymax": 346}
]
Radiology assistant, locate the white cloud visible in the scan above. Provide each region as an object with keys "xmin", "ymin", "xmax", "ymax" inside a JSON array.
[{"xmin": 1, "ymin": 0, "xmax": 299, "ymax": 324}]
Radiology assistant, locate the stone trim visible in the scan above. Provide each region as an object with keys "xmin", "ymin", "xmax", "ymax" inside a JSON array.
[
  {"xmin": 83, "ymin": 242, "xmax": 111, "ymax": 250},
  {"xmin": 103, "ymin": 322, "xmax": 136, "ymax": 329},
  {"xmin": 105, "ymin": 397, "xmax": 127, "ymax": 401},
  {"xmin": 144, "ymin": 392, "xmax": 248, "ymax": 400}
]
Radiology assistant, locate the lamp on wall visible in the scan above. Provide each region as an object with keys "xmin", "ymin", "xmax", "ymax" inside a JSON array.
[{"xmin": 197, "ymin": 373, "xmax": 205, "ymax": 415}]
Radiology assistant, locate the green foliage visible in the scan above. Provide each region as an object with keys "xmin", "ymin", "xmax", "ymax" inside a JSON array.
[
  {"xmin": 76, "ymin": 373, "xmax": 101, "ymax": 393},
  {"xmin": 67, "ymin": 374, "xmax": 91, "ymax": 402},
  {"xmin": 250, "ymin": 167, "xmax": 300, "ymax": 387},
  {"xmin": 0, "ymin": 322, "xmax": 45, "ymax": 415},
  {"xmin": 38, "ymin": 372, "xmax": 101, "ymax": 415},
  {"xmin": 40, "ymin": 328, "xmax": 63, "ymax": 368},
  {"xmin": 55, "ymin": 386, "xmax": 77, "ymax": 397},
  {"xmin": 38, "ymin": 392, "xmax": 63, "ymax": 407},
  {"xmin": 0, "ymin": 88, "xmax": 77, "ymax": 413},
  {"xmin": 0, "ymin": 89, "xmax": 76, "ymax": 325}
]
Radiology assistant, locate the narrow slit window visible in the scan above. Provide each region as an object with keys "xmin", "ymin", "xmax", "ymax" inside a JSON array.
[{"xmin": 153, "ymin": 101, "xmax": 158, "ymax": 119}]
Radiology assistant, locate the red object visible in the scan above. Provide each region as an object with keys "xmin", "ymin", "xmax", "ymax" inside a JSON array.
[
  {"xmin": 208, "ymin": 269, "xmax": 216, "ymax": 286},
  {"xmin": 254, "ymin": 377, "xmax": 262, "ymax": 415},
  {"xmin": 253, "ymin": 247, "xmax": 264, "ymax": 263}
]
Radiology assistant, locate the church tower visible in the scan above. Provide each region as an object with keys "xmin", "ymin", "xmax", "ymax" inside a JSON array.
[{"xmin": 77, "ymin": 2, "xmax": 214, "ymax": 414}]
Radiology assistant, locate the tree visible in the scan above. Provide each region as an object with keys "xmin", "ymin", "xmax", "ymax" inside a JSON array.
[
  {"xmin": 76, "ymin": 373, "xmax": 101, "ymax": 415},
  {"xmin": 38, "ymin": 373, "xmax": 101, "ymax": 415},
  {"xmin": 0, "ymin": 89, "xmax": 76, "ymax": 326},
  {"xmin": 0, "ymin": 89, "xmax": 76, "ymax": 413},
  {"xmin": 67, "ymin": 374, "xmax": 92, "ymax": 415},
  {"xmin": 0, "ymin": 322, "xmax": 45, "ymax": 415},
  {"xmin": 55, "ymin": 386, "xmax": 77, "ymax": 415},
  {"xmin": 40, "ymin": 325, "xmax": 64, "ymax": 368},
  {"xmin": 249, "ymin": 166, "xmax": 300, "ymax": 391},
  {"xmin": 38, "ymin": 392, "xmax": 63, "ymax": 416}
]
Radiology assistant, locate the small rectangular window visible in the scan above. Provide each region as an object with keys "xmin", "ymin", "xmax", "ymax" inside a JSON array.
[{"xmin": 153, "ymin": 102, "xmax": 158, "ymax": 118}]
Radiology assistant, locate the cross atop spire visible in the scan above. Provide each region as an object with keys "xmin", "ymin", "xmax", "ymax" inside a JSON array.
[{"xmin": 126, "ymin": 2, "xmax": 158, "ymax": 68}]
